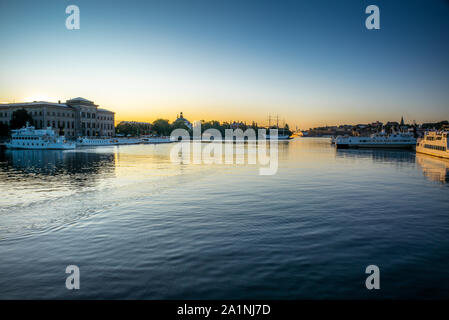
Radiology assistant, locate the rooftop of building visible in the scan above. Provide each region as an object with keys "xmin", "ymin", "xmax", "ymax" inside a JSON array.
[
  {"xmin": 97, "ymin": 108, "xmax": 115, "ymax": 114},
  {"xmin": 67, "ymin": 97, "xmax": 94, "ymax": 104},
  {"xmin": 0, "ymin": 98, "xmax": 113, "ymax": 113},
  {"xmin": 0, "ymin": 101, "xmax": 69, "ymax": 108}
]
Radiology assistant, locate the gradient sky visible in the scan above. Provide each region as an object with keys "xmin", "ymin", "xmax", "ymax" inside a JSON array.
[{"xmin": 0, "ymin": 0, "xmax": 448, "ymax": 129}]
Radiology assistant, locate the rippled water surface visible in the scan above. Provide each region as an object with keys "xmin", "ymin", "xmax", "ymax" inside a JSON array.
[{"xmin": 1, "ymin": 138, "xmax": 448, "ymax": 299}]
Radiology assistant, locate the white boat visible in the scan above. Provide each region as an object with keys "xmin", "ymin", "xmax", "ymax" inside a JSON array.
[
  {"xmin": 141, "ymin": 136, "xmax": 175, "ymax": 144},
  {"xmin": 5, "ymin": 123, "xmax": 75, "ymax": 150},
  {"xmin": 335, "ymin": 132, "xmax": 416, "ymax": 149},
  {"xmin": 416, "ymin": 131, "xmax": 449, "ymax": 159},
  {"xmin": 115, "ymin": 137, "xmax": 142, "ymax": 145},
  {"xmin": 76, "ymin": 137, "xmax": 119, "ymax": 147},
  {"xmin": 266, "ymin": 134, "xmax": 292, "ymax": 140}
]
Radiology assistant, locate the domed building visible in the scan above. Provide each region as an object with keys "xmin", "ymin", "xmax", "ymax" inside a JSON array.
[{"xmin": 175, "ymin": 112, "xmax": 192, "ymax": 129}]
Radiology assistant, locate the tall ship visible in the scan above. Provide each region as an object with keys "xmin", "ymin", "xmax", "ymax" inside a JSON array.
[
  {"xmin": 335, "ymin": 132, "xmax": 416, "ymax": 149},
  {"xmin": 265, "ymin": 114, "xmax": 292, "ymax": 140},
  {"xmin": 416, "ymin": 131, "xmax": 449, "ymax": 159},
  {"xmin": 5, "ymin": 123, "xmax": 76, "ymax": 150}
]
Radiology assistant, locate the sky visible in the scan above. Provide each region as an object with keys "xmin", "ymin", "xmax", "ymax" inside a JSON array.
[{"xmin": 0, "ymin": 0, "xmax": 448, "ymax": 129}]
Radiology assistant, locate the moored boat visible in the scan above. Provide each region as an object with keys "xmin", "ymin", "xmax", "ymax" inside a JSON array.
[
  {"xmin": 5, "ymin": 123, "xmax": 75, "ymax": 150},
  {"xmin": 335, "ymin": 132, "xmax": 416, "ymax": 149},
  {"xmin": 76, "ymin": 137, "xmax": 119, "ymax": 147},
  {"xmin": 266, "ymin": 134, "xmax": 292, "ymax": 140},
  {"xmin": 416, "ymin": 131, "xmax": 449, "ymax": 159},
  {"xmin": 141, "ymin": 136, "xmax": 175, "ymax": 144}
]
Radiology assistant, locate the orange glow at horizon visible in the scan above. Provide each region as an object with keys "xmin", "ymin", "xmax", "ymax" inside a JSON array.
[{"xmin": 0, "ymin": 92, "xmax": 446, "ymax": 132}]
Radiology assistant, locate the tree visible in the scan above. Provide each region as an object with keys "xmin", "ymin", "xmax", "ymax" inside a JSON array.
[
  {"xmin": 115, "ymin": 121, "xmax": 152, "ymax": 136},
  {"xmin": 0, "ymin": 122, "xmax": 9, "ymax": 137},
  {"xmin": 152, "ymin": 119, "xmax": 171, "ymax": 136},
  {"xmin": 283, "ymin": 123, "xmax": 292, "ymax": 135},
  {"xmin": 171, "ymin": 119, "xmax": 190, "ymax": 131},
  {"xmin": 10, "ymin": 109, "xmax": 34, "ymax": 129}
]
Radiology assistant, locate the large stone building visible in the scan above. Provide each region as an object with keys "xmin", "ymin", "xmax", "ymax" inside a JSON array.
[{"xmin": 0, "ymin": 97, "xmax": 115, "ymax": 137}]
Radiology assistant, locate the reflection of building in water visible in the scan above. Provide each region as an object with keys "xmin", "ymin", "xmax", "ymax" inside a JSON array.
[
  {"xmin": 0, "ymin": 149, "xmax": 116, "ymax": 188},
  {"xmin": 416, "ymin": 153, "xmax": 449, "ymax": 184}
]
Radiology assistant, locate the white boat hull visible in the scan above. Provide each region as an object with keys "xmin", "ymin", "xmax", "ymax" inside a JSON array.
[
  {"xmin": 336, "ymin": 134, "xmax": 416, "ymax": 149},
  {"xmin": 266, "ymin": 135, "xmax": 292, "ymax": 140},
  {"xmin": 142, "ymin": 137, "xmax": 175, "ymax": 144},
  {"xmin": 337, "ymin": 143, "xmax": 415, "ymax": 149},
  {"xmin": 416, "ymin": 143, "xmax": 449, "ymax": 159},
  {"xmin": 76, "ymin": 138, "xmax": 119, "ymax": 147},
  {"xmin": 5, "ymin": 142, "xmax": 75, "ymax": 150}
]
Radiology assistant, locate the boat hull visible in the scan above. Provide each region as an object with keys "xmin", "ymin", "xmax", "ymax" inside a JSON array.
[
  {"xmin": 336, "ymin": 143, "xmax": 415, "ymax": 149},
  {"xmin": 416, "ymin": 146, "xmax": 449, "ymax": 159},
  {"xmin": 142, "ymin": 138, "xmax": 174, "ymax": 144},
  {"xmin": 5, "ymin": 143, "xmax": 76, "ymax": 150}
]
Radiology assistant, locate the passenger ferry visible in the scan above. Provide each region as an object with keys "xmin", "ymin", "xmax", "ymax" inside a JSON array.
[
  {"xmin": 335, "ymin": 132, "xmax": 416, "ymax": 149},
  {"xmin": 5, "ymin": 123, "xmax": 76, "ymax": 150},
  {"xmin": 416, "ymin": 131, "xmax": 449, "ymax": 159}
]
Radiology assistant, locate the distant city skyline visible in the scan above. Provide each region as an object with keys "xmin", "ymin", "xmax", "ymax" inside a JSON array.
[{"xmin": 1, "ymin": 0, "xmax": 448, "ymax": 129}]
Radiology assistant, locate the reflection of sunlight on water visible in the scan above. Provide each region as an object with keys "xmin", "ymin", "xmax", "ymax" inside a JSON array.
[
  {"xmin": 416, "ymin": 153, "xmax": 449, "ymax": 184},
  {"xmin": 0, "ymin": 143, "xmax": 269, "ymax": 238}
]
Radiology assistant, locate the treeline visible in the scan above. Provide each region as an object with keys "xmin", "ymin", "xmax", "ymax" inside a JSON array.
[
  {"xmin": 115, "ymin": 118, "xmax": 192, "ymax": 137},
  {"xmin": 115, "ymin": 119, "xmax": 292, "ymax": 137},
  {"xmin": 0, "ymin": 109, "xmax": 35, "ymax": 137},
  {"xmin": 422, "ymin": 121, "xmax": 449, "ymax": 130}
]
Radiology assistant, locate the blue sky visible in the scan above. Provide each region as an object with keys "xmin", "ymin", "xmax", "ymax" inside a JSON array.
[{"xmin": 0, "ymin": 0, "xmax": 448, "ymax": 128}]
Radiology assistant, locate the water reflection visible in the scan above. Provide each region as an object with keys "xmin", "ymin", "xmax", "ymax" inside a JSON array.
[
  {"xmin": 1, "ymin": 139, "xmax": 449, "ymax": 299},
  {"xmin": 416, "ymin": 153, "xmax": 449, "ymax": 184},
  {"xmin": 0, "ymin": 149, "xmax": 115, "ymax": 176},
  {"xmin": 0, "ymin": 149, "xmax": 116, "ymax": 208},
  {"xmin": 335, "ymin": 148, "xmax": 415, "ymax": 164}
]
